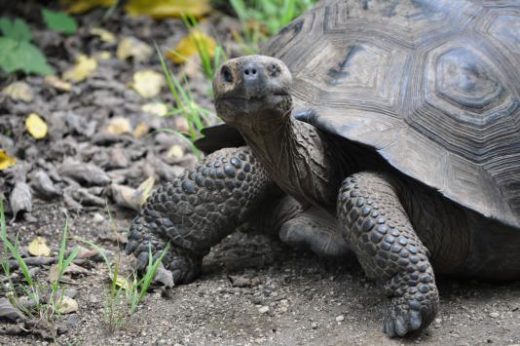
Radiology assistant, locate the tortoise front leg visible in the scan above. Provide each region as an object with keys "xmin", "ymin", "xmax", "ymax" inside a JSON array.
[
  {"xmin": 126, "ymin": 146, "xmax": 279, "ymax": 284},
  {"xmin": 337, "ymin": 172, "xmax": 439, "ymax": 337}
]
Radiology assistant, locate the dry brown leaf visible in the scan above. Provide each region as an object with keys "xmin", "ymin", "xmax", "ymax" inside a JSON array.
[
  {"xmin": 105, "ymin": 117, "xmax": 132, "ymax": 135},
  {"xmin": 55, "ymin": 296, "xmax": 78, "ymax": 314},
  {"xmin": 2, "ymin": 81, "xmax": 34, "ymax": 102},
  {"xmin": 137, "ymin": 176, "xmax": 155, "ymax": 205},
  {"xmin": 133, "ymin": 122, "xmax": 150, "ymax": 139},
  {"xmin": 25, "ymin": 113, "xmax": 48, "ymax": 139},
  {"xmin": 28, "ymin": 237, "xmax": 51, "ymax": 257},
  {"xmin": 44, "ymin": 75, "xmax": 72, "ymax": 92},
  {"xmin": 0, "ymin": 297, "xmax": 25, "ymax": 322},
  {"xmin": 131, "ymin": 70, "xmax": 165, "ymax": 98},
  {"xmin": 63, "ymin": 55, "xmax": 97, "ymax": 83},
  {"xmin": 141, "ymin": 102, "xmax": 168, "ymax": 117},
  {"xmin": 116, "ymin": 37, "xmax": 153, "ymax": 62},
  {"xmin": 89, "ymin": 27, "xmax": 115, "ymax": 43},
  {"xmin": 111, "ymin": 176, "xmax": 154, "ymax": 210},
  {"xmin": 60, "ymin": 0, "xmax": 116, "ymax": 14},
  {"xmin": 125, "ymin": 0, "xmax": 211, "ymax": 19},
  {"xmin": 166, "ymin": 30, "xmax": 216, "ymax": 64},
  {"xmin": 174, "ymin": 116, "xmax": 190, "ymax": 133},
  {"xmin": 0, "ymin": 150, "xmax": 16, "ymax": 170}
]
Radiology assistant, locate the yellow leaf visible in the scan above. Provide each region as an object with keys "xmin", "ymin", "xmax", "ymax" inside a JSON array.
[
  {"xmin": 167, "ymin": 145, "xmax": 184, "ymax": 159},
  {"xmin": 55, "ymin": 296, "xmax": 78, "ymax": 314},
  {"xmin": 131, "ymin": 70, "xmax": 165, "ymax": 98},
  {"xmin": 93, "ymin": 51, "xmax": 112, "ymax": 61},
  {"xmin": 106, "ymin": 117, "xmax": 132, "ymax": 135},
  {"xmin": 25, "ymin": 113, "xmax": 48, "ymax": 139},
  {"xmin": 28, "ymin": 236, "xmax": 51, "ymax": 257},
  {"xmin": 63, "ymin": 55, "xmax": 97, "ymax": 83},
  {"xmin": 136, "ymin": 176, "xmax": 155, "ymax": 206},
  {"xmin": 2, "ymin": 81, "xmax": 34, "ymax": 102},
  {"xmin": 114, "ymin": 276, "xmax": 131, "ymax": 291},
  {"xmin": 125, "ymin": 0, "xmax": 211, "ymax": 19},
  {"xmin": 89, "ymin": 27, "xmax": 115, "ymax": 44},
  {"xmin": 60, "ymin": 0, "xmax": 116, "ymax": 14},
  {"xmin": 44, "ymin": 75, "xmax": 72, "ymax": 92},
  {"xmin": 0, "ymin": 150, "xmax": 16, "ymax": 170},
  {"xmin": 141, "ymin": 102, "xmax": 168, "ymax": 117},
  {"xmin": 133, "ymin": 122, "xmax": 150, "ymax": 139},
  {"xmin": 116, "ymin": 37, "xmax": 153, "ymax": 62},
  {"xmin": 167, "ymin": 30, "xmax": 216, "ymax": 64}
]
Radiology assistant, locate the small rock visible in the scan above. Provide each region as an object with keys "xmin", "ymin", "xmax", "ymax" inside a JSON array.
[
  {"xmin": 92, "ymin": 213, "xmax": 105, "ymax": 224},
  {"xmin": 434, "ymin": 317, "xmax": 442, "ymax": 328},
  {"xmin": 311, "ymin": 322, "xmax": 318, "ymax": 329},
  {"xmin": 335, "ymin": 315, "xmax": 344, "ymax": 322},
  {"xmin": 258, "ymin": 306, "xmax": 269, "ymax": 314},
  {"xmin": 489, "ymin": 312, "xmax": 500, "ymax": 318}
]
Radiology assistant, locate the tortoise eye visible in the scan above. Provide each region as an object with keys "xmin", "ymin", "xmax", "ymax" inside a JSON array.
[{"xmin": 221, "ymin": 66, "xmax": 233, "ymax": 83}]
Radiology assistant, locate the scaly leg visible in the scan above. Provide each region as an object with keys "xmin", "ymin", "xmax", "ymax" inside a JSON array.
[
  {"xmin": 337, "ymin": 172, "xmax": 439, "ymax": 337},
  {"xmin": 126, "ymin": 147, "xmax": 280, "ymax": 284}
]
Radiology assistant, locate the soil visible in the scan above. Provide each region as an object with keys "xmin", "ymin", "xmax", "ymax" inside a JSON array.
[{"xmin": 1, "ymin": 2, "xmax": 520, "ymax": 346}]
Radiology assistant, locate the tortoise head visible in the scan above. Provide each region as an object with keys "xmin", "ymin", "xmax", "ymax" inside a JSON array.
[{"xmin": 213, "ymin": 55, "xmax": 293, "ymax": 128}]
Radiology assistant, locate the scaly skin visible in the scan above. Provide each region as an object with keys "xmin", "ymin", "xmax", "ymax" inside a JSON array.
[
  {"xmin": 126, "ymin": 147, "xmax": 278, "ymax": 283},
  {"xmin": 337, "ymin": 173, "xmax": 439, "ymax": 337}
]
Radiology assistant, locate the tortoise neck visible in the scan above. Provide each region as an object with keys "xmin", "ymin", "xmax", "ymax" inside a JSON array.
[{"xmin": 239, "ymin": 114, "xmax": 339, "ymax": 209}]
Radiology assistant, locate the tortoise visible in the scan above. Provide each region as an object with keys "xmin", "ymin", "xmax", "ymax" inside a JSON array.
[{"xmin": 126, "ymin": 0, "xmax": 520, "ymax": 337}]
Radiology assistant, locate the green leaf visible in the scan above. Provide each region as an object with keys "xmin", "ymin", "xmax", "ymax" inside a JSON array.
[
  {"xmin": 42, "ymin": 9, "xmax": 77, "ymax": 35},
  {"xmin": 0, "ymin": 38, "xmax": 54, "ymax": 75},
  {"xmin": 0, "ymin": 17, "xmax": 32, "ymax": 41}
]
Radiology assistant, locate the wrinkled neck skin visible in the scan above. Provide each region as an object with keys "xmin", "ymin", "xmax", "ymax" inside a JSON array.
[{"xmin": 237, "ymin": 110, "xmax": 341, "ymax": 211}]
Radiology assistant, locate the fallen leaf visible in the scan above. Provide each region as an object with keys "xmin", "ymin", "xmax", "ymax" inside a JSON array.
[
  {"xmin": 0, "ymin": 297, "xmax": 25, "ymax": 322},
  {"xmin": 59, "ymin": 161, "xmax": 111, "ymax": 186},
  {"xmin": 167, "ymin": 30, "xmax": 216, "ymax": 64},
  {"xmin": 131, "ymin": 70, "xmax": 165, "ymax": 98},
  {"xmin": 116, "ymin": 36, "xmax": 153, "ymax": 62},
  {"xmin": 60, "ymin": 0, "xmax": 116, "ymax": 14},
  {"xmin": 55, "ymin": 296, "xmax": 78, "ymax": 314},
  {"xmin": 89, "ymin": 27, "xmax": 115, "ymax": 43},
  {"xmin": 174, "ymin": 116, "xmax": 190, "ymax": 133},
  {"xmin": 48, "ymin": 263, "xmax": 89, "ymax": 283},
  {"xmin": 105, "ymin": 117, "xmax": 132, "ymax": 135},
  {"xmin": 62, "ymin": 54, "xmax": 97, "ymax": 83},
  {"xmin": 93, "ymin": 50, "xmax": 112, "ymax": 60},
  {"xmin": 125, "ymin": 0, "xmax": 211, "ymax": 19},
  {"xmin": 28, "ymin": 236, "xmax": 51, "ymax": 257},
  {"xmin": 133, "ymin": 122, "xmax": 150, "ymax": 139},
  {"xmin": 2, "ymin": 81, "xmax": 34, "ymax": 102},
  {"xmin": 167, "ymin": 144, "xmax": 183, "ymax": 159},
  {"xmin": 114, "ymin": 276, "xmax": 131, "ymax": 291},
  {"xmin": 0, "ymin": 150, "xmax": 16, "ymax": 170},
  {"xmin": 44, "ymin": 75, "xmax": 72, "ymax": 92},
  {"xmin": 154, "ymin": 264, "xmax": 174, "ymax": 288},
  {"xmin": 141, "ymin": 102, "xmax": 168, "ymax": 116},
  {"xmin": 110, "ymin": 176, "xmax": 154, "ymax": 210},
  {"xmin": 137, "ymin": 176, "xmax": 155, "ymax": 205},
  {"xmin": 25, "ymin": 113, "xmax": 48, "ymax": 139},
  {"xmin": 10, "ymin": 182, "xmax": 32, "ymax": 218}
]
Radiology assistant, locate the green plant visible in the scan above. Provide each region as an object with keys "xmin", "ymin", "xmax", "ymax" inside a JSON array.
[
  {"xmin": 182, "ymin": 15, "xmax": 227, "ymax": 81},
  {"xmin": 77, "ymin": 203, "xmax": 169, "ymax": 332},
  {"xmin": 230, "ymin": 0, "xmax": 317, "ymax": 52},
  {"xmin": 0, "ymin": 17, "xmax": 54, "ymax": 75},
  {"xmin": 157, "ymin": 45, "xmax": 216, "ymax": 154},
  {"xmin": 48, "ymin": 218, "xmax": 79, "ymax": 316},
  {"xmin": 42, "ymin": 9, "xmax": 77, "ymax": 35}
]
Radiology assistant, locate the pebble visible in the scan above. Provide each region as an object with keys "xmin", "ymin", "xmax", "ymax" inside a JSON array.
[
  {"xmin": 258, "ymin": 306, "xmax": 270, "ymax": 314},
  {"xmin": 489, "ymin": 312, "xmax": 500, "ymax": 318},
  {"xmin": 311, "ymin": 322, "xmax": 318, "ymax": 329},
  {"xmin": 434, "ymin": 318, "xmax": 442, "ymax": 328},
  {"xmin": 336, "ymin": 315, "xmax": 345, "ymax": 322},
  {"xmin": 92, "ymin": 212, "xmax": 105, "ymax": 224}
]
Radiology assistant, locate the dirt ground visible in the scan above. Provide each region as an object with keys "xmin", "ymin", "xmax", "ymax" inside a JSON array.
[
  {"xmin": 1, "ymin": 2, "xmax": 520, "ymax": 346},
  {"xmin": 1, "ymin": 200, "xmax": 519, "ymax": 346}
]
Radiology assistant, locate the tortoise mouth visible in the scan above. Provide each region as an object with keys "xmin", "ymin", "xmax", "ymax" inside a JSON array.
[{"xmin": 217, "ymin": 91, "xmax": 290, "ymax": 102}]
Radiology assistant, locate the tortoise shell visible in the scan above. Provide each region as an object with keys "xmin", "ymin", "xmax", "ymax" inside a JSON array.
[{"xmin": 264, "ymin": 0, "xmax": 520, "ymax": 228}]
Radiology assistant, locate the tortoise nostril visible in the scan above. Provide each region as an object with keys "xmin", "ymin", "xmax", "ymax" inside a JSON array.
[{"xmin": 243, "ymin": 64, "xmax": 259, "ymax": 79}]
